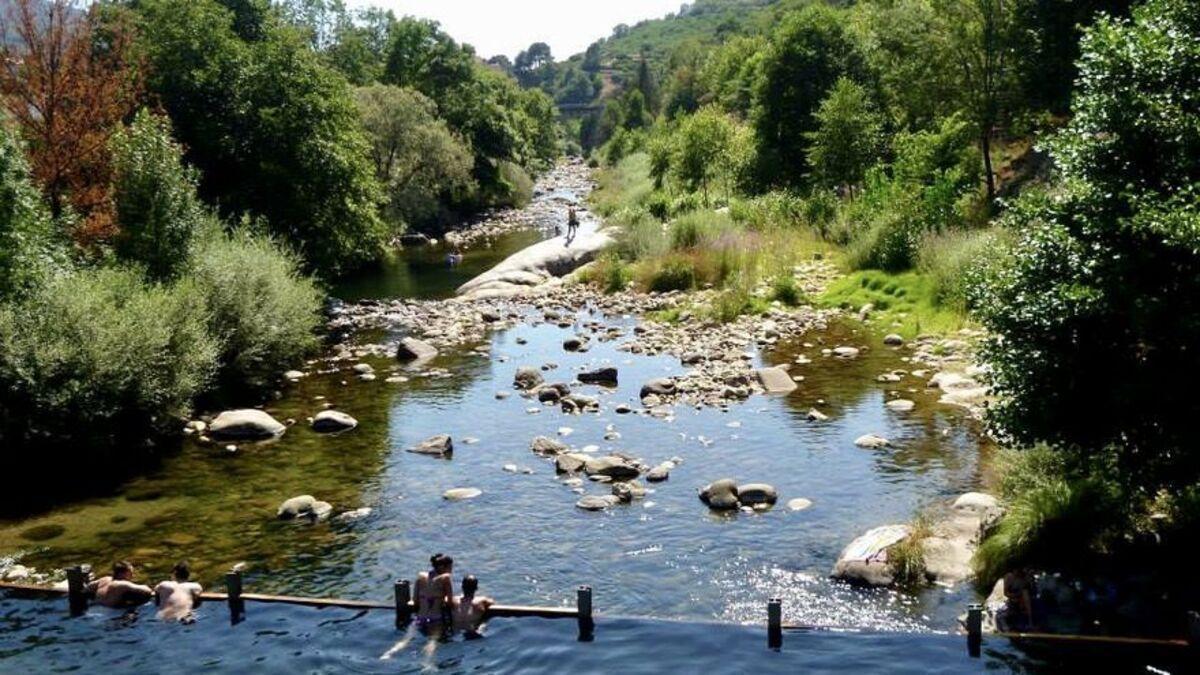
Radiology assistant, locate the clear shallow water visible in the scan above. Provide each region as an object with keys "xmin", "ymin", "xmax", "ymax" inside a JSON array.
[{"xmin": 0, "ymin": 598, "xmax": 1188, "ymax": 674}]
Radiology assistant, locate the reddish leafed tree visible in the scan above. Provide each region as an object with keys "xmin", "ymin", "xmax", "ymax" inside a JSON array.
[{"xmin": 0, "ymin": 0, "xmax": 140, "ymax": 245}]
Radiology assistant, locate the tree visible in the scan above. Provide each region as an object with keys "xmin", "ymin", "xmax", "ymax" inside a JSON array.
[
  {"xmin": 934, "ymin": 0, "xmax": 1019, "ymax": 206},
  {"xmin": 973, "ymin": 0, "xmax": 1200, "ymax": 486},
  {"xmin": 353, "ymin": 84, "xmax": 474, "ymax": 232},
  {"xmin": 672, "ymin": 106, "xmax": 740, "ymax": 205},
  {"xmin": 806, "ymin": 78, "xmax": 883, "ymax": 193},
  {"xmin": 110, "ymin": 111, "xmax": 207, "ymax": 282},
  {"xmin": 133, "ymin": 0, "xmax": 386, "ymax": 276},
  {"xmin": 0, "ymin": 0, "xmax": 140, "ymax": 244},
  {"xmin": 622, "ymin": 89, "xmax": 649, "ymax": 130},
  {"xmin": 0, "ymin": 124, "xmax": 65, "ymax": 300},
  {"xmin": 583, "ymin": 41, "xmax": 603, "ymax": 71},
  {"xmin": 752, "ymin": 4, "xmax": 865, "ymax": 188},
  {"xmin": 636, "ymin": 56, "xmax": 660, "ymax": 115}
]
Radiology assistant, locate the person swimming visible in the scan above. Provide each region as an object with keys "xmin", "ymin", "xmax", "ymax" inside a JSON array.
[
  {"xmin": 154, "ymin": 561, "xmax": 203, "ymax": 623},
  {"xmin": 87, "ymin": 561, "xmax": 154, "ymax": 609},
  {"xmin": 413, "ymin": 554, "xmax": 454, "ymax": 635},
  {"xmin": 450, "ymin": 575, "xmax": 494, "ymax": 637}
]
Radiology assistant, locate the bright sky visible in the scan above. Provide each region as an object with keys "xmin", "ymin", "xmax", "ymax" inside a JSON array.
[{"xmin": 350, "ymin": 0, "xmax": 686, "ymax": 60}]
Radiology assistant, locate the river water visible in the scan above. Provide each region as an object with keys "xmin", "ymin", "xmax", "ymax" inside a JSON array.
[{"xmin": 0, "ymin": 169, "xmax": 1184, "ymax": 672}]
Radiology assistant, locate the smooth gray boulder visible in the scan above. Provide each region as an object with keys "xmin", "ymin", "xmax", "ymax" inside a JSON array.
[
  {"xmin": 561, "ymin": 394, "xmax": 600, "ymax": 414},
  {"xmin": 584, "ymin": 455, "xmax": 640, "ymax": 479},
  {"xmin": 737, "ymin": 483, "xmax": 778, "ymax": 506},
  {"xmin": 408, "ymin": 434, "xmax": 453, "ymax": 457},
  {"xmin": 699, "ymin": 479, "xmax": 740, "ymax": 511},
  {"xmin": 576, "ymin": 495, "xmax": 621, "ymax": 511},
  {"xmin": 277, "ymin": 495, "xmax": 316, "ymax": 519},
  {"xmin": 855, "ymin": 433, "xmax": 891, "ymax": 449},
  {"xmin": 646, "ymin": 462, "xmax": 673, "ymax": 482},
  {"xmin": 831, "ymin": 524, "xmax": 911, "ymax": 586},
  {"xmin": 514, "ymin": 366, "xmax": 544, "ymax": 390},
  {"xmin": 640, "ymin": 378, "xmax": 676, "ymax": 400},
  {"xmin": 443, "ymin": 488, "xmax": 482, "ymax": 501},
  {"xmin": 531, "ymin": 436, "xmax": 569, "ymax": 456},
  {"xmin": 210, "ymin": 409, "xmax": 286, "ymax": 441},
  {"xmin": 578, "ymin": 367, "xmax": 618, "ymax": 385},
  {"xmin": 755, "ymin": 367, "xmax": 798, "ymax": 394},
  {"xmin": 555, "ymin": 453, "xmax": 591, "ymax": 474},
  {"xmin": 396, "ymin": 337, "xmax": 439, "ymax": 362},
  {"xmin": 312, "ymin": 410, "xmax": 358, "ymax": 433}
]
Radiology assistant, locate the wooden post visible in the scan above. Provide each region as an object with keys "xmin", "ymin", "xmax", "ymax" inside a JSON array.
[
  {"xmin": 576, "ymin": 585, "xmax": 594, "ymax": 641},
  {"xmin": 1188, "ymin": 610, "xmax": 1199, "ymax": 652},
  {"xmin": 394, "ymin": 579, "xmax": 412, "ymax": 629},
  {"xmin": 967, "ymin": 603, "xmax": 983, "ymax": 658},
  {"xmin": 226, "ymin": 570, "xmax": 245, "ymax": 625},
  {"xmin": 66, "ymin": 566, "xmax": 89, "ymax": 617},
  {"xmin": 768, "ymin": 598, "xmax": 783, "ymax": 649}
]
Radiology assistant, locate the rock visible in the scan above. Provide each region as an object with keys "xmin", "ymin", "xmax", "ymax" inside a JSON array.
[
  {"xmin": 736, "ymin": 483, "xmax": 778, "ymax": 506},
  {"xmin": 584, "ymin": 455, "xmax": 640, "ymax": 479},
  {"xmin": 576, "ymin": 495, "xmax": 620, "ymax": 511},
  {"xmin": 561, "ymin": 394, "xmax": 600, "ymax": 414},
  {"xmin": 883, "ymin": 334, "xmax": 905, "ymax": 347},
  {"xmin": 646, "ymin": 462, "xmax": 673, "ymax": 482},
  {"xmin": 578, "ymin": 367, "xmax": 618, "ymax": 385},
  {"xmin": 531, "ymin": 436, "xmax": 569, "ymax": 456},
  {"xmin": 443, "ymin": 488, "xmax": 482, "ymax": 501},
  {"xmin": 755, "ymin": 367, "xmax": 798, "ymax": 394},
  {"xmin": 514, "ymin": 366, "xmax": 544, "ymax": 390},
  {"xmin": 209, "ymin": 409, "xmax": 286, "ymax": 441},
  {"xmin": 563, "ymin": 336, "xmax": 587, "ymax": 352},
  {"xmin": 308, "ymin": 501, "xmax": 333, "ymax": 522},
  {"xmin": 855, "ymin": 434, "xmax": 891, "ymax": 449},
  {"xmin": 480, "ymin": 309, "xmax": 502, "ymax": 323},
  {"xmin": 277, "ymin": 495, "xmax": 317, "ymax": 519},
  {"xmin": 833, "ymin": 346, "xmax": 860, "ymax": 359},
  {"xmin": 953, "ymin": 492, "xmax": 1000, "ymax": 514},
  {"xmin": 284, "ymin": 370, "xmax": 304, "ymax": 382},
  {"xmin": 885, "ymin": 399, "xmax": 915, "ymax": 412},
  {"xmin": 311, "ymin": 410, "xmax": 358, "ymax": 433},
  {"xmin": 2, "ymin": 564, "xmax": 30, "ymax": 581},
  {"xmin": 681, "ymin": 352, "xmax": 704, "ymax": 365},
  {"xmin": 611, "ymin": 482, "xmax": 636, "ymax": 503},
  {"xmin": 555, "ymin": 453, "xmax": 591, "ymax": 474},
  {"xmin": 614, "ymin": 404, "xmax": 633, "ymax": 414},
  {"xmin": 806, "ymin": 409, "xmax": 829, "ymax": 422},
  {"xmin": 831, "ymin": 524, "xmax": 912, "ymax": 586},
  {"xmin": 396, "ymin": 337, "xmax": 438, "ymax": 362},
  {"xmin": 640, "ymin": 378, "xmax": 676, "ymax": 400},
  {"xmin": 536, "ymin": 383, "xmax": 570, "ymax": 402},
  {"xmin": 335, "ymin": 507, "xmax": 372, "ymax": 522},
  {"xmin": 495, "ymin": 391, "xmax": 511, "ymax": 400},
  {"xmin": 699, "ymin": 478, "xmax": 740, "ymax": 511},
  {"xmin": 352, "ymin": 363, "xmax": 374, "ymax": 375},
  {"xmin": 409, "ymin": 434, "xmax": 453, "ymax": 457},
  {"xmin": 787, "ymin": 498, "xmax": 813, "ymax": 511}
]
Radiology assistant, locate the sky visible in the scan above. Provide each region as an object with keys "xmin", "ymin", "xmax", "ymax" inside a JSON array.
[{"xmin": 350, "ymin": 0, "xmax": 686, "ymax": 60}]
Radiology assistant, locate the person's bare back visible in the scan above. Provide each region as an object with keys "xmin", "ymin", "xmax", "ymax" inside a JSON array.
[
  {"xmin": 450, "ymin": 575, "xmax": 493, "ymax": 636},
  {"xmin": 154, "ymin": 562, "xmax": 202, "ymax": 622},
  {"xmin": 87, "ymin": 561, "xmax": 153, "ymax": 609}
]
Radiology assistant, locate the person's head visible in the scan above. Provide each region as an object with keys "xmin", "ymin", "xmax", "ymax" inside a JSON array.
[
  {"xmin": 462, "ymin": 575, "xmax": 478, "ymax": 598},
  {"xmin": 430, "ymin": 553, "xmax": 454, "ymax": 574},
  {"xmin": 112, "ymin": 561, "xmax": 133, "ymax": 580},
  {"xmin": 172, "ymin": 561, "xmax": 190, "ymax": 582}
]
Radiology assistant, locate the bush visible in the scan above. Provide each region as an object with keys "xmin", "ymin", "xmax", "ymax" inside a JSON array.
[
  {"xmin": 770, "ymin": 274, "xmax": 805, "ymax": 306},
  {"xmin": 0, "ymin": 268, "xmax": 217, "ymax": 456},
  {"xmin": 614, "ymin": 210, "xmax": 668, "ymax": 261},
  {"xmin": 917, "ymin": 228, "xmax": 1010, "ymax": 311},
  {"xmin": 707, "ymin": 287, "xmax": 768, "ymax": 323},
  {"xmin": 110, "ymin": 110, "xmax": 207, "ymax": 282},
  {"xmin": 0, "ymin": 126, "xmax": 66, "ymax": 300},
  {"xmin": 668, "ymin": 210, "xmax": 738, "ymax": 251},
  {"xmin": 188, "ymin": 228, "xmax": 323, "ymax": 392},
  {"xmin": 645, "ymin": 254, "xmax": 697, "ymax": 292}
]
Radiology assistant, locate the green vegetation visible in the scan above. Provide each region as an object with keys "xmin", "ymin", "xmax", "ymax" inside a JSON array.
[{"xmin": 821, "ymin": 271, "xmax": 966, "ymax": 337}]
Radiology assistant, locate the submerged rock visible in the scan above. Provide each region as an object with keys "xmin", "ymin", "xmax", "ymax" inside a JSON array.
[
  {"xmin": 855, "ymin": 433, "xmax": 891, "ymax": 449},
  {"xmin": 209, "ymin": 409, "xmax": 286, "ymax": 441},
  {"xmin": 787, "ymin": 498, "xmax": 813, "ymax": 511},
  {"xmin": 755, "ymin": 367, "xmax": 798, "ymax": 394},
  {"xmin": 885, "ymin": 399, "xmax": 915, "ymax": 412}
]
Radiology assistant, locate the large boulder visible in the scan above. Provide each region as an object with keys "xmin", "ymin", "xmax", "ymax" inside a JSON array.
[
  {"xmin": 514, "ymin": 366, "xmax": 544, "ymax": 390},
  {"xmin": 210, "ymin": 409, "xmax": 286, "ymax": 441},
  {"xmin": 755, "ymin": 367, "xmax": 798, "ymax": 394},
  {"xmin": 699, "ymin": 479, "xmax": 740, "ymax": 511},
  {"xmin": 408, "ymin": 434, "xmax": 453, "ymax": 457},
  {"xmin": 396, "ymin": 337, "xmax": 439, "ymax": 362},
  {"xmin": 311, "ymin": 410, "xmax": 358, "ymax": 433},
  {"xmin": 577, "ymin": 367, "xmax": 618, "ymax": 385},
  {"xmin": 555, "ymin": 453, "xmax": 591, "ymax": 474},
  {"xmin": 584, "ymin": 455, "xmax": 640, "ymax": 480},
  {"xmin": 831, "ymin": 524, "xmax": 911, "ymax": 586},
  {"xmin": 531, "ymin": 436, "xmax": 569, "ymax": 456}
]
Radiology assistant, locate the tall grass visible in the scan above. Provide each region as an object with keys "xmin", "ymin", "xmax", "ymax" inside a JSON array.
[{"xmin": 917, "ymin": 227, "xmax": 1011, "ymax": 311}]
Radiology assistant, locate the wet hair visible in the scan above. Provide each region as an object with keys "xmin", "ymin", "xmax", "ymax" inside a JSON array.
[
  {"xmin": 436, "ymin": 555, "xmax": 454, "ymax": 573},
  {"xmin": 113, "ymin": 561, "xmax": 133, "ymax": 579},
  {"xmin": 173, "ymin": 561, "xmax": 190, "ymax": 581},
  {"xmin": 462, "ymin": 575, "xmax": 478, "ymax": 597}
]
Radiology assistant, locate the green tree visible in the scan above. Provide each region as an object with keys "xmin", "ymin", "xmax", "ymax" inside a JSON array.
[
  {"xmin": 353, "ymin": 84, "xmax": 474, "ymax": 232},
  {"xmin": 0, "ymin": 123, "xmax": 64, "ymax": 300},
  {"xmin": 752, "ymin": 4, "xmax": 865, "ymax": 187},
  {"xmin": 805, "ymin": 78, "xmax": 883, "ymax": 193},
  {"xmin": 636, "ymin": 55, "xmax": 660, "ymax": 115},
  {"xmin": 133, "ymin": 0, "xmax": 386, "ymax": 276},
  {"xmin": 672, "ymin": 105, "xmax": 740, "ymax": 205},
  {"xmin": 973, "ymin": 0, "xmax": 1200, "ymax": 485},
  {"xmin": 110, "ymin": 110, "xmax": 207, "ymax": 281}
]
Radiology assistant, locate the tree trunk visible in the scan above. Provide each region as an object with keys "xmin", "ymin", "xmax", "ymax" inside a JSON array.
[{"xmin": 981, "ymin": 128, "xmax": 996, "ymax": 206}]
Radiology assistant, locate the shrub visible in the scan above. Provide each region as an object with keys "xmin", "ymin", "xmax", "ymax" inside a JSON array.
[
  {"xmin": 497, "ymin": 161, "xmax": 534, "ymax": 208},
  {"xmin": 614, "ymin": 211, "xmax": 668, "ymax": 261},
  {"xmin": 645, "ymin": 254, "xmax": 697, "ymax": 292},
  {"xmin": 707, "ymin": 287, "xmax": 768, "ymax": 323},
  {"xmin": 0, "ymin": 268, "xmax": 217, "ymax": 457},
  {"xmin": 917, "ymin": 228, "xmax": 1010, "ymax": 311},
  {"xmin": 601, "ymin": 255, "xmax": 632, "ymax": 293},
  {"xmin": 889, "ymin": 516, "xmax": 932, "ymax": 586},
  {"xmin": 668, "ymin": 210, "xmax": 737, "ymax": 251},
  {"xmin": 110, "ymin": 110, "xmax": 207, "ymax": 282},
  {"xmin": 188, "ymin": 228, "xmax": 323, "ymax": 393},
  {"xmin": 770, "ymin": 274, "xmax": 805, "ymax": 306},
  {"xmin": 0, "ymin": 125, "xmax": 66, "ymax": 300}
]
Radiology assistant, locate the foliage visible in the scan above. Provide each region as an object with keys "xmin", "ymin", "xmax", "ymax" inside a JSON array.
[
  {"xmin": 0, "ymin": 0, "xmax": 141, "ymax": 243},
  {"xmin": 187, "ymin": 227, "xmax": 323, "ymax": 393},
  {"xmin": 916, "ymin": 227, "xmax": 1008, "ymax": 311},
  {"xmin": 134, "ymin": 0, "xmax": 387, "ymax": 277},
  {"xmin": 644, "ymin": 253, "xmax": 697, "ymax": 292},
  {"xmin": 353, "ymin": 84, "xmax": 474, "ymax": 234},
  {"xmin": 769, "ymin": 274, "xmax": 805, "ymax": 306},
  {"xmin": 972, "ymin": 0, "xmax": 1200, "ymax": 486},
  {"xmin": 805, "ymin": 77, "xmax": 884, "ymax": 191},
  {"xmin": 0, "ymin": 268, "xmax": 217, "ymax": 455},
  {"xmin": 820, "ymin": 270, "xmax": 968, "ymax": 337},
  {"xmin": 0, "ymin": 125, "xmax": 65, "ymax": 300},
  {"xmin": 889, "ymin": 516, "xmax": 932, "ymax": 586},
  {"xmin": 110, "ymin": 111, "xmax": 207, "ymax": 282}
]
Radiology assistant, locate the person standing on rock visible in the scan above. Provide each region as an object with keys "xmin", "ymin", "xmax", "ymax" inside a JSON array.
[{"xmin": 566, "ymin": 207, "xmax": 579, "ymax": 243}]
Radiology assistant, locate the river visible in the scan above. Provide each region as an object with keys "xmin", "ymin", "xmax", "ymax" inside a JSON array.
[{"xmin": 0, "ymin": 165, "xmax": 1184, "ymax": 673}]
